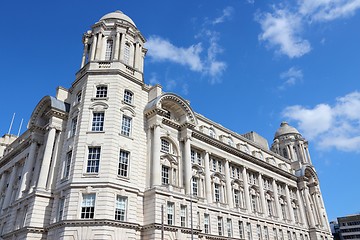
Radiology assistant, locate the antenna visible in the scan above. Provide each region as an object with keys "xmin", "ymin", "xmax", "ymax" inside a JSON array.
[
  {"xmin": 7, "ymin": 113, "xmax": 15, "ymax": 134},
  {"xmin": 17, "ymin": 118, "xmax": 24, "ymax": 137}
]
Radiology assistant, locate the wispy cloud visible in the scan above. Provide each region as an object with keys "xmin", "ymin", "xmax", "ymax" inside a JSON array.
[
  {"xmin": 283, "ymin": 91, "xmax": 360, "ymax": 152},
  {"xmin": 212, "ymin": 6, "xmax": 234, "ymax": 25},
  {"xmin": 279, "ymin": 67, "xmax": 303, "ymax": 89},
  {"xmin": 256, "ymin": 0, "xmax": 360, "ymax": 58},
  {"xmin": 146, "ymin": 6, "xmax": 230, "ymax": 84},
  {"xmin": 146, "ymin": 36, "xmax": 203, "ymax": 72},
  {"xmin": 256, "ymin": 9, "xmax": 311, "ymax": 58}
]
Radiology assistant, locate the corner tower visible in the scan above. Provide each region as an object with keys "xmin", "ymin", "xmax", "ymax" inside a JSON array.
[
  {"xmin": 80, "ymin": 10, "xmax": 147, "ymax": 81},
  {"xmin": 271, "ymin": 122, "xmax": 312, "ymax": 166}
]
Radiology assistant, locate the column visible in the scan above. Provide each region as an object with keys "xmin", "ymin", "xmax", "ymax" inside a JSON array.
[
  {"xmin": 204, "ymin": 151, "xmax": 212, "ymax": 203},
  {"xmin": 272, "ymin": 179, "xmax": 281, "ymax": 218},
  {"xmin": 151, "ymin": 124, "xmax": 161, "ymax": 187},
  {"xmin": 184, "ymin": 135, "xmax": 192, "ymax": 195},
  {"xmin": 90, "ymin": 34, "xmax": 97, "ymax": 61},
  {"xmin": 0, "ymin": 173, "xmax": 6, "ymax": 195},
  {"xmin": 95, "ymin": 33, "xmax": 103, "ymax": 60},
  {"xmin": 303, "ymin": 187, "xmax": 315, "ymax": 227},
  {"xmin": 113, "ymin": 32, "xmax": 120, "ymax": 60},
  {"xmin": 285, "ymin": 185, "xmax": 295, "ymax": 223},
  {"xmin": 242, "ymin": 167, "xmax": 251, "ymax": 212},
  {"xmin": 37, "ymin": 127, "xmax": 57, "ymax": 190},
  {"xmin": 81, "ymin": 40, "xmax": 89, "ymax": 68},
  {"xmin": 120, "ymin": 33, "xmax": 125, "ymax": 62},
  {"xmin": 18, "ymin": 140, "xmax": 37, "ymax": 199},
  {"xmin": 311, "ymin": 192, "xmax": 321, "ymax": 226},
  {"xmin": 296, "ymin": 188, "xmax": 307, "ymax": 226},
  {"xmin": 2, "ymin": 166, "xmax": 17, "ymax": 210},
  {"xmin": 258, "ymin": 174, "xmax": 267, "ymax": 215},
  {"xmin": 224, "ymin": 160, "xmax": 233, "ymax": 208}
]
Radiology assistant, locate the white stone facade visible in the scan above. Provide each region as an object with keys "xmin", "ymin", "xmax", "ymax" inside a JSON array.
[{"xmin": 0, "ymin": 10, "xmax": 333, "ymax": 240}]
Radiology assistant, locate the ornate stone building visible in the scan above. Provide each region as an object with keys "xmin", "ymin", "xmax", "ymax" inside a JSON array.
[{"xmin": 0, "ymin": 11, "xmax": 333, "ymax": 240}]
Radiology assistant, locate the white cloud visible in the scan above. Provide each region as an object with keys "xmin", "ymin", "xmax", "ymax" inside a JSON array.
[
  {"xmin": 279, "ymin": 67, "xmax": 303, "ymax": 89},
  {"xmin": 146, "ymin": 36, "xmax": 203, "ymax": 72},
  {"xmin": 256, "ymin": 1, "xmax": 360, "ymax": 58},
  {"xmin": 149, "ymin": 72, "xmax": 160, "ymax": 85},
  {"xmin": 299, "ymin": 0, "xmax": 360, "ymax": 21},
  {"xmin": 283, "ymin": 91, "xmax": 360, "ymax": 152},
  {"xmin": 165, "ymin": 79, "xmax": 177, "ymax": 91},
  {"xmin": 212, "ymin": 6, "xmax": 234, "ymax": 25},
  {"xmin": 256, "ymin": 9, "xmax": 311, "ymax": 58}
]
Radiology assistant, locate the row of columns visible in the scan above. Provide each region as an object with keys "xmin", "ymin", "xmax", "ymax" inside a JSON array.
[
  {"xmin": 82, "ymin": 31, "xmax": 144, "ymax": 71},
  {"xmin": 149, "ymin": 124, "xmax": 311, "ymax": 226}
]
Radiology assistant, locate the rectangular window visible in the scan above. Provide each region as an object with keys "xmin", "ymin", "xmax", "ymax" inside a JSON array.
[
  {"xmin": 123, "ymin": 89, "xmax": 133, "ymax": 104},
  {"xmin": 246, "ymin": 223, "xmax": 252, "ymax": 240},
  {"xmin": 192, "ymin": 177, "xmax": 198, "ymax": 196},
  {"xmin": 294, "ymin": 207, "xmax": 299, "ymax": 222},
  {"xmin": 118, "ymin": 150, "xmax": 129, "ymax": 177},
  {"xmin": 105, "ymin": 39, "xmax": 113, "ymax": 60},
  {"xmin": 214, "ymin": 183, "xmax": 221, "ymax": 202},
  {"xmin": 218, "ymin": 160, "xmax": 222, "ymax": 172},
  {"xmin": 87, "ymin": 147, "xmax": 101, "ymax": 173},
  {"xmin": 264, "ymin": 226, "xmax": 269, "ymax": 240},
  {"xmin": 115, "ymin": 196, "xmax": 127, "ymax": 221},
  {"xmin": 257, "ymin": 224, "xmax": 262, "ymax": 240},
  {"xmin": 161, "ymin": 139, "xmax": 170, "ymax": 153},
  {"xmin": 180, "ymin": 205, "xmax": 186, "ymax": 227},
  {"xmin": 212, "ymin": 159, "xmax": 217, "ymax": 171},
  {"xmin": 267, "ymin": 199, "xmax": 273, "ymax": 216},
  {"xmin": 58, "ymin": 198, "xmax": 65, "ymax": 221},
  {"xmin": 81, "ymin": 194, "xmax": 95, "ymax": 219},
  {"xmin": 63, "ymin": 151, "xmax": 72, "ymax": 178},
  {"xmin": 218, "ymin": 216, "xmax": 223, "ymax": 236},
  {"xmin": 162, "ymin": 166, "xmax": 169, "ymax": 185},
  {"xmin": 92, "ymin": 112, "xmax": 104, "ymax": 131},
  {"xmin": 204, "ymin": 214, "xmax": 210, "ymax": 234},
  {"xmin": 96, "ymin": 85, "xmax": 107, "ymax": 98},
  {"xmin": 121, "ymin": 115, "xmax": 132, "ymax": 136},
  {"xmin": 273, "ymin": 228, "xmax": 278, "ymax": 240},
  {"xmin": 76, "ymin": 91, "xmax": 82, "ymax": 103},
  {"xmin": 288, "ymin": 231, "xmax": 292, "ymax": 240},
  {"xmin": 239, "ymin": 221, "xmax": 244, "ymax": 239},
  {"xmin": 71, "ymin": 116, "xmax": 77, "ymax": 137},
  {"xmin": 167, "ymin": 202, "xmax": 174, "ymax": 225},
  {"xmin": 234, "ymin": 189, "xmax": 240, "ymax": 206},
  {"xmin": 251, "ymin": 195, "xmax": 257, "ymax": 212},
  {"xmin": 279, "ymin": 229, "xmax": 284, "ymax": 240},
  {"xmin": 227, "ymin": 218, "xmax": 232, "ymax": 237},
  {"xmin": 124, "ymin": 43, "xmax": 130, "ymax": 65},
  {"xmin": 281, "ymin": 204, "xmax": 287, "ymax": 220},
  {"xmin": 191, "ymin": 150, "xmax": 195, "ymax": 163}
]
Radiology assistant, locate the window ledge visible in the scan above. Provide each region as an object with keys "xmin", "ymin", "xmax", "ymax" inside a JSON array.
[
  {"xmin": 119, "ymin": 133, "xmax": 134, "ymax": 140},
  {"xmin": 82, "ymin": 173, "xmax": 100, "ymax": 178},
  {"xmin": 121, "ymin": 100, "xmax": 136, "ymax": 108},
  {"xmin": 91, "ymin": 97, "xmax": 109, "ymax": 101},
  {"xmin": 117, "ymin": 176, "xmax": 130, "ymax": 182},
  {"xmin": 87, "ymin": 131, "xmax": 105, "ymax": 134}
]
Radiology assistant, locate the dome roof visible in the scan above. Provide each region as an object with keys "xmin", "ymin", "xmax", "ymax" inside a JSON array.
[
  {"xmin": 100, "ymin": 10, "xmax": 136, "ymax": 27},
  {"xmin": 274, "ymin": 122, "xmax": 300, "ymax": 138}
]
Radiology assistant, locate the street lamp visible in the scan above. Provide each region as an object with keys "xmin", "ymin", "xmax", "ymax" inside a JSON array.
[{"xmin": 190, "ymin": 168, "xmax": 203, "ymax": 240}]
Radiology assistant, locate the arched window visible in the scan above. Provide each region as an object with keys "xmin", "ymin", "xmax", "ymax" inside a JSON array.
[
  {"xmin": 123, "ymin": 89, "xmax": 133, "ymax": 104},
  {"xmin": 282, "ymin": 148, "xmax": 288, "ymax": 159},
  {"xmin": 105, "ymin": 39, "xmax": 113, "ymax": 60}
]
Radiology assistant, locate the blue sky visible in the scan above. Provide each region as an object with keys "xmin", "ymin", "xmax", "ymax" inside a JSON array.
[{"xmin": 1, "ymin": 1, "xmax": 359, "ymax": 221}]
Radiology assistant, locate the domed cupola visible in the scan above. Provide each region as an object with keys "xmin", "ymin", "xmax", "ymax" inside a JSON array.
[
  {"xmin": 79, "ymin": 10, "xmax": 147, "ymax": 80},
  {"xmin": 271, "ymin": 122, "xmax": 312, "ymax": 165}
]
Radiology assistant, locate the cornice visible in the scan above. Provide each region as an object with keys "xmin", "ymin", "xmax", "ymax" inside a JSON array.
[
  {"xmin": 46, "ymin": 219, "xmax": 141, "ymax": 231},
  {"xmin": 191, "ymin": 130, "xmax": 297, "ymax": 181}
]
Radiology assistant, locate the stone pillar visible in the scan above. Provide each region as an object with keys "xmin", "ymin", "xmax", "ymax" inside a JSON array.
[
  {"xmin": 303, "ymin": 187, "xmax": 315, "ymax": 227},
  {"xmin": 242, "ymin": 167, "xmax": 251, "ymax": 212},
  {"xmin": 204, "ymin": 151, "xmax": 212, "ymax": 203},
  {"xmin": 90, "ymin": 34, "xmax": 97, "ymax": 61},
  {"xmin": 296, "ymin": 188, "xmax": 307, "ymax": 226},
  {"xmin": 224, "ymin": 160, "xmax": 233, "ymax": 208},
  {"xmin": 285, "ymin": 185, "xmax": 295, "ymax": 223},
  {"xmin": 95, "ymin": 33, "xmax": 103, "ymax": 60},
  {"xmin": 272, "ymin": 179, "xmax": 282, "ymax": 218},
  {"xmin": 37, "ymin": 127, "xmax": 57, "ymax": 190},
  {"xmin": 120, "ymin": 33, "xmax": 125, "ymax": 62},
  {"xmin": 2, "ymin": 166, "xmax": 17, "ymax": 210},
  {"xmin": 258, "ymin": 174, "xmax": 267, "ymax": 215},
  {"xmin": 113, "ymin": 32, "xmax": 120, "ymax": 60},
  {"xmin": 151, "ymin": 124, "xmax": 161, "ymax": 187},
  {"xmin": 18, "ymin": 140, "xmax": 38, "ymax": 199},
  {"xmin": 81, "ymin": 40, "xmax": 89, "ymax": 68},
  {"xmin": 184, "ymin": 135, "xmax": 192, "ymax": 195}
]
